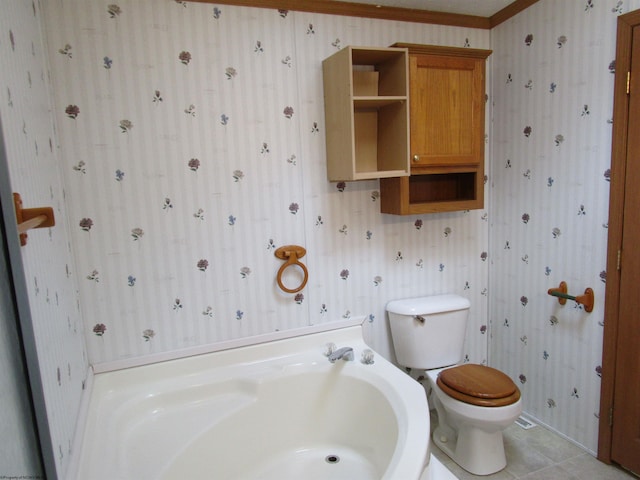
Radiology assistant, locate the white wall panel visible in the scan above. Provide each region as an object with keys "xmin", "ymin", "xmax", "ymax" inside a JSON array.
[
  {"xmin": 489, "ymin": 0, "xmax": 640, "ymax": 454},
  {"xmin": 0, "ymin": 1, "xmax": 89, "ymax": 477},
  {"xmin": 42, "ymin": 1, "xmax": 490, "ymax": 369}
]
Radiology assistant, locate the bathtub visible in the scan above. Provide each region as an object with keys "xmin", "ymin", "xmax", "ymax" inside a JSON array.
[{"xmin": 73, "ymin": 322, "xmax": 456, "ymax": 479}]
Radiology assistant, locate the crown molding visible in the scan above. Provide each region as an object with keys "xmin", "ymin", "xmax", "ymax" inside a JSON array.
[
  {"xmin": 490, "ymin": 0, "xmax": 540, "ymax": 28},
  {"xmin": 188, "ymin": 0, "xmax": 539, "ymax": 29}
]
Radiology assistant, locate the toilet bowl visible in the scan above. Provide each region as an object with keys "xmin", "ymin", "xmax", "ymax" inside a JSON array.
[
  {"xmin": 386, "ymin": 295, "xmax": 522, "ymax": 476},
  {"xmin": 426, "ymin": 367, "xmax": 522, "ymax": 475}
]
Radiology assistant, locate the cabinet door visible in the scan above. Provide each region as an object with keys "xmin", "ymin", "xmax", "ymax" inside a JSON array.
[{"xmin": 409, "ymin": 54, "xmax": 484, "ymax": 168}]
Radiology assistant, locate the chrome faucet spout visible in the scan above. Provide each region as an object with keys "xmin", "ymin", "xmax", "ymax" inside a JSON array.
[{"xmin": 328, "ymin": 346, "xmax": 354, "ymax": 363}]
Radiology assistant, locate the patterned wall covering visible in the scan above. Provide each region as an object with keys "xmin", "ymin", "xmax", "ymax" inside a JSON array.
[
  {"xmin": 1, "ymin": 1, "xmax": 89, "ymax": 478},
  {"xmin": 42, "ymin": 0, "xmax": 491, "ymax": 370},
  {"xmin": 490, "ymin": 0, "xmax": 640, "ymax": 454},
  {"xmin": 11, "ymin": 0, "xmax": 633, "ymax": 468}
]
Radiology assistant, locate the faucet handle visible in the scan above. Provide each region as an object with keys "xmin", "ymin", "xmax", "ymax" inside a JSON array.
[
  {"xmin": 323, "ymin": 342, "xmax": 337, "ymax": 357},
  {"xmin": 327, "ymin": 346, "xmax": 354, "ymax": 363},
  {"xmin": 361, "ymin": 349, "xmax": 375, "ymax": 365}
]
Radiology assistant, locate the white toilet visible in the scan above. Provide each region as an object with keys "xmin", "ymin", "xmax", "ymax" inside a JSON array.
[{"xmin": 386, "ymin": 294, "xmax": 522, "ymax": 476}]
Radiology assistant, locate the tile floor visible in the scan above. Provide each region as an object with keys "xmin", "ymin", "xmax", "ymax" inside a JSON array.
[{"xmin": 430, "ymin": 413, "xmax": 638, "ymax": 480}]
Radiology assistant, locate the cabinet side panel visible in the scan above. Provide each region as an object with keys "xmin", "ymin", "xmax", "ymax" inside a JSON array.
[
  {"xmin": 380, "ymin": 177, "xmax": 409, "ymax": 214},
  {"xmin": 377, "ymin": 102, "xmax": 409, "ymax": 174},
  {"xmin": 323, "ymin": 49, "xmax": 355, "ymax": 181},
  {"xmin": 377, "ymin": 50, "xmax": 408, "ymax": 96},
  {"xmin": 354, "ymin": 110, "xmax": 379, "ymax": 174},
  {"xmin": 472, "ymin": 58, "xmax": 487, "ymax": 169}
]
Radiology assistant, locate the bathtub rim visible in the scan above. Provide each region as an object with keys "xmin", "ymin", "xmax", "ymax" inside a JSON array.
[{"xmin": 92, "ymin": 316, "xmax": 366, "ymax": 374}]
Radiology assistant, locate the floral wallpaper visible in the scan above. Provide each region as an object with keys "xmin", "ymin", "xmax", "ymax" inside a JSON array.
[
  {"xmin": 3, "ymin": 0, "xmax": 633, "ymax": 474},
  {"xmin": 490, "ymin": 0, "xmax": 640, "ymax": 455},
  {"xmin": 1, "ymin": 1, "xmax": 88, "ymax": 478},
  {"xmin": 42, "ymin": 0, "xmax": 491, "ymax": 368}
]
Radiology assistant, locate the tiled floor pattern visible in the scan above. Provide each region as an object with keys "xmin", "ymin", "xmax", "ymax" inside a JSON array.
[{"xmin": 430, "ymin": 413, "xmax": 638, "ymax": 480}]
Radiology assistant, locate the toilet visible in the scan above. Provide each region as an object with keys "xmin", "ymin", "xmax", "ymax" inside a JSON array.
[{"xmin": 386, "ymin": 294, "xmax": 522, "ymax": 476}]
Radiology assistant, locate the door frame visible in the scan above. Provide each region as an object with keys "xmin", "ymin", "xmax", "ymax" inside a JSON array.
[{"xmin": 598, "ymin": 8, "xmax": 640, "ymax": 464}]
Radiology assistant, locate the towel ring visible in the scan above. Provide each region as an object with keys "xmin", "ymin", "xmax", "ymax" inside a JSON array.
[{"xmin": 275, "ymin": 245, "xmax": 308, "ymax": 294}]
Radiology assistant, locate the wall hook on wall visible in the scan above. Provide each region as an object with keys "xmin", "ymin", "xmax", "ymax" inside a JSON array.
[
  {"xmin": 547, "ymin": 281, "xmax": 594, "ymax": 313},
  {"xmin": 13, "ymin": 193, "xmax": 55, "ymax": 247},
  {"xmin": 274, "ymin": 245, "xmax": 308, "ymax": 294}
]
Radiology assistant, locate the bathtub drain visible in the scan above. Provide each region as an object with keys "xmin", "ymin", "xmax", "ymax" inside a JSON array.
[{"xmin": 325, "ymin": 455, "xmax": 340, "ymax": 464}]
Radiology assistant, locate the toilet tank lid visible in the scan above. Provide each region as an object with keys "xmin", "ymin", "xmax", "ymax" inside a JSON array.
[{"xmin": 386, "ymin": 294, "xmax": 470, "ymax": 315}]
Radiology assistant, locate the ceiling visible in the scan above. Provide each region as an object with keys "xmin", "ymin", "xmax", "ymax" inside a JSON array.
[{"xmin": 340, "ymin": 0, "xmax": 516, "ymax": 17}]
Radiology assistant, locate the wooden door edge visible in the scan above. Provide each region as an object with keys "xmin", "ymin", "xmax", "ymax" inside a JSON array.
[{"xmin": 597, "ymin": 9, "xmax": 640, "ymax": 463}]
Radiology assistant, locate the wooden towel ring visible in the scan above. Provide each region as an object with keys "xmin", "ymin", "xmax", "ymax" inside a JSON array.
[{"xmin": 275, "ymin": 245, "xmax": 308, "ymax": 294}]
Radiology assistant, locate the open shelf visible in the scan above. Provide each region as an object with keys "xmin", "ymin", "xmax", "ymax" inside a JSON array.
[
  {"xmin": 353, "ymin": 96, "xmax": 407, "ymax": 108},
  {"xmin": 409, "ymin": 172, "xmax": 477, "ymax": 204},
  {"xmin": 380, "ymin": 170, "xmax": 482, "ymax": 215},
  {"xmin": 323, "ymin": 46, "xmax": 410, "ymax": 182}
]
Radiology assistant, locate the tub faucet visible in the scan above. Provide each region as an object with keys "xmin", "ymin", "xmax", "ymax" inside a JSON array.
[{"xmin": 328, "ymin": 346, "xmax": 354, "ymax": 363}]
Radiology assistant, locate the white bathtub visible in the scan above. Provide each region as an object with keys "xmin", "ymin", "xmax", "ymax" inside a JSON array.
[{"xmin": 73, "ymin": 324, "xmax": 456, "ymax": 479}]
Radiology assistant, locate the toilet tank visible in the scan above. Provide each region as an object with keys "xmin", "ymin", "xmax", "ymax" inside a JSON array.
[{"xmin": 386, "ymin": 295, "xmax": 470, "ymax": 370}]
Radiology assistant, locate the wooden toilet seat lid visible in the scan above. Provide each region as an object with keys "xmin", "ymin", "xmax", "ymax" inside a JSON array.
[{"xmin": 436, "ymin": 364, "xmax": 521, "ymax": 407}]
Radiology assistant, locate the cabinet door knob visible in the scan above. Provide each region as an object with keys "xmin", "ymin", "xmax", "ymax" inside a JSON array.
[{"xmin": 413, "ymin": 155, "xmax": 419, "ymax": 162}]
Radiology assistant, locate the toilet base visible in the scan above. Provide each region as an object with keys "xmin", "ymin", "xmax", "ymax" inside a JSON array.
[{"xmin": 432, "ymin": 423, "xmax": 507, "ymax": 476}]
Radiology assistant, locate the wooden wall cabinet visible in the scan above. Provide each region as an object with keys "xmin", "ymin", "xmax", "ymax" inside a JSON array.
[
  {"xmin": 322, "ymin": 46, "xmax": 410, "ymax": 181},
  {"xmin": 381, "ymin": 44, "xmax": 492, "ymax": 215}
]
